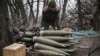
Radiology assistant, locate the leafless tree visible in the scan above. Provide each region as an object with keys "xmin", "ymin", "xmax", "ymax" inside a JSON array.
[
  {"xmin": 0, "ymin": 0, "xmax": 12, "ymax": 56},
  {"xmin": 36, "ymin": 0, "xmax": 40, "ymax": 24},
  {"xmin": 16, "ymin": 0, "xmax": 28, "ymax": 25},
  {"xmin": 61, "ymin": 0, "xmax": 68, "ymax": 22},
  {"xmin": 77, "ymin": 0, "xmax": 83, "ymax": 30},
  {"xmin": 27, "ymin": 0, "xmax": 36, "ymax": 25},
  {"xmin": 92, "ymin": 0, "xmax": 100, "ymax": 31}
]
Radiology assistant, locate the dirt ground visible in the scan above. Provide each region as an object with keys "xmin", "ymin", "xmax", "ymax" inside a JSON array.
[{"xmin": 72, "ymin": 37, "xmax": 100, "ymax": 56}]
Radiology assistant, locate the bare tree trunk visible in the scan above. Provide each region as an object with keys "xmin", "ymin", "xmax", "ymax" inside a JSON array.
[
  {"xmin": 8, "ymin": 0, "xmax": 19, "ymax": 27},
  {"xmin": 43, "ymin": 0, "xmax": 49, "ymax": 7},
  {"xmin": 8, "ymin": 0, "xmax": 24, "ymax": 28},
  {"xmin": 14, "ymin": 0, "xmax": 21, "ymax": 18},
  {"xmin": 46, "ymin": 0, "xmax": 49, "ymax": 5},
  {"xmin": 43, "ymin": 0, "xmax": 46, "ymax": 7},
  {"xmin": 36, "ymin": 0, "xmax": 40, "ymax": 24},
  {"xmin": 93, "ymin": 0, "xmax": 100, "ymax": 31},
  {"xmin": 59, "ymin": 0, "xmax": 61, "ymax": 8},
  {"xmin": 17, "ymin": 0, "xmax": 28, "ymax": 26},
  {"xmin": 0, "ymin": 0, "xmax": 12, "ymax": 56},
  {"xmin": 27, "ymin": 0, "xmax": 36, "ymax": 25},
  {"xmin": 61, "ymin": 0, "xmax": 68, "ymax": 22},
  {"xmin": 77, "ymin": 0, "xmax": 83, "ymax": 30}
]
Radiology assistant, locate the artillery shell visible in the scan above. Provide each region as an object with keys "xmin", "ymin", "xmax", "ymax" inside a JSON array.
[
  {"xmin": 24, "ymin": 32, "xmax": 35, "ymax": 37},
  {"xmin": 40, "ymin": 30, "xmax": 71, "ymax": 36},
  {"xmin": 19, "ymin": 32, "xmax": 24, "ymax": 37},
  {"xmin": 37, "ymin": 50, "xmax": 65, "ymax": 56},
  {"xmin": 41, "ymin": 36, "xmax": 73, "ymax": 42},
  {"xmin": 33, "ymin": 37, "xmax": 66, "ymax": 47},
  {"xmin": 20, "ymin": 37, "xmax": 32, "ymax": 42},
  {"xmin": 34, "ymin": 43, "xmax": 70, "ymax": 56}
]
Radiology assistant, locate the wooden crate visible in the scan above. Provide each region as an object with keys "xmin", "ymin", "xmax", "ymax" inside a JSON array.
[{"xmin": 3, "ymin": 43, "xmax": 26, "ymax": 56}]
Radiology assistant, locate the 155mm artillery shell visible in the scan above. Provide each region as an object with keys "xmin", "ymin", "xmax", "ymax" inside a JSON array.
[
  {"xmin": 41, "ymin": 36, "xmax": 73, "ymax": 42},
  {"xmin": 24, "ymin": 32, "xmax": 35, "ymax": 37},
  {"xmin": 33, "ymin": 37, "xmax": 66, "ymax": 47},
  {"xmin": 34, "ymin": 43, "xmax": 70, "ymax": 56},
  {"xmin": 20, "ymin": 37, "xmax": 32, "ymax": 42},
  {"xmin": 37, "ymin": 50, "xmax": 65, "ymax": 56},
  {"xmin": 40, "ymin": 30, "xmax": 71, "ymax": 36}
]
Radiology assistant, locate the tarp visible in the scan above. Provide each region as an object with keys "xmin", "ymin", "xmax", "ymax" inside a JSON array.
[{"xmin": 72, "ymin": 30, "xmax": 100, "ymax": 38}]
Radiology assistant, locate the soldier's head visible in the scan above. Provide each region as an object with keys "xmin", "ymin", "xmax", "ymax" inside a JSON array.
[{"xmin": 48, "ymin": 0, "xmax": 56, "ymax": 11}]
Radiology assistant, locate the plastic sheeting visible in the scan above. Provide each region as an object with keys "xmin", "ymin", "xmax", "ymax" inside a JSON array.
[{"xmin": 72, "ymin": 30, "xmax": 100, "ymax": 38}]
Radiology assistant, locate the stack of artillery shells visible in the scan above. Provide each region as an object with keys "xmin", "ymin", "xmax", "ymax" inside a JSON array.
[{"xmin": 33, "ymin": 30, "xmax": 78, "ymax": 56}]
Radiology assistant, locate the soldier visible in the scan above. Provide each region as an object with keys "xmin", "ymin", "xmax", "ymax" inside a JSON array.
[{"xmin": 41, "ymin": 0, "xmax": 60, "ymax": 30}]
